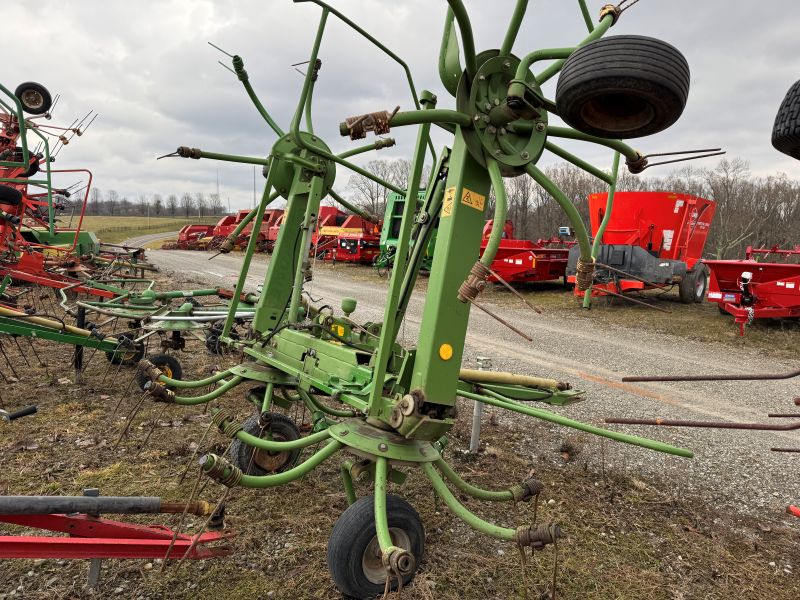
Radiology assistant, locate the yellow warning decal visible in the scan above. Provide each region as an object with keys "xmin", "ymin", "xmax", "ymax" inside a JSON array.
[
  {"xmin": 443, "ymin": 187, "xmax": 455, "ymax": 217},
  {"xmin": 442, "ymin": 186, "xmax": 486, "ymax": 217}
]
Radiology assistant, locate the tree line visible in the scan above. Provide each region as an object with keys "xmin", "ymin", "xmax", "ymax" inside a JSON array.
[
  {"xmin": 348, "ymin": 157, "xmax": 800, "ymax": 260},
  {"xmin": 76, "ymin": 189, "xmax": 227, "ymax": 218}
]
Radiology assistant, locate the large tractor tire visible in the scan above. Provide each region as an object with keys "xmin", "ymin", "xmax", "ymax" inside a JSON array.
[
  {"xmin": 556, "ymin": 35, "xmax": 690, "ymax": 139},
  {"xmin": 772, "ymin": 80, "xmax": 800, "ymax": 159}
]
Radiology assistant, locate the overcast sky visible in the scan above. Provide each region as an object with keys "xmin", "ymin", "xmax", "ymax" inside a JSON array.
[{"xmin": 6, "ymin": 0, "xmax": 799, "ymax": 210}]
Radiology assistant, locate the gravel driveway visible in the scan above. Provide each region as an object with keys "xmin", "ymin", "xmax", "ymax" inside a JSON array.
[{"xmin": 142, "ymin": 248, "xmax": 800, "ymax": 520}]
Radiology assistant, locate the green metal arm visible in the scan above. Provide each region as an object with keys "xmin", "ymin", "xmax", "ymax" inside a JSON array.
[
  {"xmin": 444, "ymin": 0, "xmax": 477, "ymax": 82},
  {"xmin": 544, "ymin": 140, "xmax": 615, "ymax": 186},
  {"xmin": 169, "ymin": 376, "xmax": 244, "ymax": 406},
  {"xmin": 434, "ymin": 458, "xmax": 515, "ymax": 502},
  {"xmin": 499, "ymin": 0, "xmax": 530, "ymax": 57},
  {"xmin": 480, "ymin": 157, "xmax": 508, "ymax": 268},
  {"xmin": 536, "ymin": 13, "xmax": 615, "ymax": 84},
  {"xmin": 460, "ymin": 389, "xmax": 693, "ymax": 458},
  {"xmin": 423, "ymin": 461, "xmax": 517, "ymax": 541},
  {"xmin": 583, "ymin": 151, "xmax": 621, "ymax": 307},
  {"xmin": 526, "ymin": 162, "xmax": 592, "ymax": 259},
  {"xmin": 545, "ymin": 126, "xmax": 639, "ymax": 162},
  {"xmin": 201, "ymin": 439, "xmax": 344, "ymax": 488}
]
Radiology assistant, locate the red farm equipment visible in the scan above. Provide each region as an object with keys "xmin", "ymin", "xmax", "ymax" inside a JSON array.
[
  {"xmin": 161, "ymin": 224, "xmax": 214, "ymax": 250},
  {"xmin": 311, "ymin": 206, "xmax": 347, "ymax": 257},
  {"xmin": 566, "ymin": 191, "xmax": 716, "ymax": 303},
  {"xmin": 705, "ymin": 244, "xmax": 800, "ymax": 335},
  {"xmin": 242, "ymin": 208, "xmax": 283, "ymax": 252},
  {"xmin": 480, "ymin": 220, "xmax": 575, "ymax": 285},
  {"xmin": 325, "ymin": 215, "xmax": 381, "ymax": 264}
]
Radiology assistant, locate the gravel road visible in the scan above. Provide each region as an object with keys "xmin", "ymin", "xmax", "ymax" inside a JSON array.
[{"xmin": 144, "ymin": 248, "xmax": 800, "ymax": 520}]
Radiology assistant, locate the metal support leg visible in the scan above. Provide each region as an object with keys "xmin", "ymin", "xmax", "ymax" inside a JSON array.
[
  {"xmin": 84, "ymin": 488, "xmax": 102, "ymax": 588},
  {"xmin": 469, "ymin": 356, "xmax": 491, "ymax": 453}
]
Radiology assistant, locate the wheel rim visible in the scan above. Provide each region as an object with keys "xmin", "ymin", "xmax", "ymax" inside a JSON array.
[
  {"xmin": 694, "ymin": 273, "xmax": 706, "ymax": 299},
  {"xmin": 252, "ymin": 431, "xmax": 291, "ymax": 472},
  {"xmin": 361, "ymin": 528, "xmax": 412, "ymax": 585},
  {"xmin": 21, "ymin": 90, "xmax": 44, "ymax": 110},
  {"xmin": 580, "ymin": 93, "xmax": 655, "ymax": 134}
]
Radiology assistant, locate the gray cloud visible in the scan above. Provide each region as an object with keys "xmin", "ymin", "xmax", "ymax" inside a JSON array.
[{"xmin": 6, "ymin": 0, "xmax": 799, "ymax": 210}]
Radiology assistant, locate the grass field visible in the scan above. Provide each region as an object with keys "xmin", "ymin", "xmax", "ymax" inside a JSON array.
[{"xmin": 66, "ymin": 216, "xmax": 220, "ymax": 244}]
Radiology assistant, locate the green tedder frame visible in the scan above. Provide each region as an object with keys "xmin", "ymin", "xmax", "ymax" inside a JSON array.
[{"xmin": 141, "ymin": 1, "xmax": 694, "ymax": 595}]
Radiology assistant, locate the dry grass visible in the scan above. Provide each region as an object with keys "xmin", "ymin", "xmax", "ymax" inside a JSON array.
[
  {"xmin": 64, "ymin": 216, "xmax": 220, "ymax": 244},
  {"xmin": 0, "ymin": 273, "xmax": 798, "ymax": 599}
]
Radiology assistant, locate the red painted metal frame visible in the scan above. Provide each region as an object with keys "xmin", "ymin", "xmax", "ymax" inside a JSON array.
[
  {"xmin": 0, "ymin": 514, "xmax": 232, "ymax": 560},
  {"xmin": 480, "ymin": 221, "xmax": 574, "ymax": 284},
  {"xmin": 704, "ymin": 253, "xmax": 800, "ymax": 335}
]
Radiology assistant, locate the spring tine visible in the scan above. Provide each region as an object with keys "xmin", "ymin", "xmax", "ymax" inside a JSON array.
[
  {"xmin": 207, "ymin": 41, "xmax": 234, "ymax": 57},
  {"xmin": 174, "ymin": 487, "xmax": 230, "ymax": 570},
  {"xmin": 217, "ymin": 61, "xmax": 237, "ymax": 76},
  {"xmin": 467, "ymin": 298, "xmax": 533, "ymax": 341},
  {"xmin": 81, "ymin": 346, "xmax": 99, "ymax": 374},
  {"xmin": 488, "ymin": 267, "xmax": 543, "ymax": 314},
  {"xmin": 179, "ymin": 419, "xmax": 216, "ymax": 484},
  {"xmin": 161, "ymin": 462, "xmax": 206, "ymax": 571},
  {"xmin": 134, "ymin": 403, "xmax": 169, "ymax": 458},
  {"xmin": 115, "ymin": 392, "xmax": 149, "ymax": 447},
  {"xmin": 642, "ymin": 151, "xmax": 726, "ymax": 171},
  {"xmin": 12, "ymin": 338, "xmax": 30, "ymax": 367},
  {"xmin": 0, "ymin": 340, "xmax": 19, "ymax": 380}
]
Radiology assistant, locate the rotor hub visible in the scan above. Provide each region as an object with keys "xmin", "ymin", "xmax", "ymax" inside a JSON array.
[{"xmin": 457, "ymin": 50, "xmax": 547, "ymax": 177}]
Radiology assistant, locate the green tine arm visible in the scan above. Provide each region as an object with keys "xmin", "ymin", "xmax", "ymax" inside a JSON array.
[
  {"xmin": 444, "ymin": 0, "xmax": 477, "ymax": 82},
  {"xmin": 499, "ymin": 0, "xmax": 529, "ymax": 57},
  {"xmin": 439, "ymin": 9, "xmax": 462, "ymax": 97}
]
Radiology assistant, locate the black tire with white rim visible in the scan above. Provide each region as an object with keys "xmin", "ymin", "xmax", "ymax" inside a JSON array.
[
  {"xmin": 14, "ymin": 82, "xmax": 52, "ymax": 115},
  {"xmin": 327, "ymin": 495, "xmax": 424, "ymax": 599}
]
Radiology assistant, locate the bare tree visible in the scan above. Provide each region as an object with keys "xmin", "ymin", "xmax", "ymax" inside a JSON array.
[
  {"xmin": 105, "ymin": 189, "xmax": 118, "ymax": 215},
  {"xmin": 167, "ymin": 194, "xmax": 178, "ymax": 217},
  {"xmin": 180, "ymin": 193, "xmax": 194, "ymax": 218}
]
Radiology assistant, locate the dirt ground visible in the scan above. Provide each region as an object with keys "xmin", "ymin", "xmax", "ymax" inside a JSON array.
[{"xmin": 0, "ymin": 271, "xmax": 798, "ymax": 600}]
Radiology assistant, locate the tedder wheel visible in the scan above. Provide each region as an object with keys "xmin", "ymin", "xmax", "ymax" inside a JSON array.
[
  {"xmin": 104, "ymin": 333, "xmax": 145, "ymax": 366},
  {"xmin": 772, "ymin": 80, "xmax": 800, "ymax": 159},
  {"xmin": 555, "ymin": 35, "xmax": 690, "ymax": 139},
  {"xmin": 0, "ymin": 184, "xmax": 23, "ymax": 207},
  {"xmin": 135, "ymin": 353, "xmax": 183, "ymax": 391},
  {"xmin": 14, "ymin": 82, "xmax": 53, "ymax": 115},
  {"xmin": 327, "ymin": 495, "xmax": 424, "ymax": 599},
  {"xmin": 229, "ymin": 413, "xmax": 301, "ymax": 475}
]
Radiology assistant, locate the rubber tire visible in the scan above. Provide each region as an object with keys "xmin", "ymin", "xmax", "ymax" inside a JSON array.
[
  {"xmin": 11, "ymin": 148, "xmax": 39, "ymax": 178},
  {"xmin": 678, "ymin": 268, "xmax": 706, "ymax": 304},
  {"xmin": 328, "ymin": 495, "xmax": 424, "ymax": 599},
  {"xmin": 135, "ymin": 353, "xmax": 183, "ymax": 391},
  {"xmin": 14, "ymin": 82, "xmax": 52, "ymax": 115},
  {"xmin": 0, "ymin": 184, "xmax": 23, "ymax": 207},
  {"xmin": 229, "ymin": 413, "xmax": 301, "ymax": 476},
  {"xmin": 104, "ymin": 333, "xmax": 145, "ymax": 366},
  {"xmin": 772, "ymin": 80, "xmax": 800, "ymax": 159},
  {"xmin": 692, "ymin": 264, "xmax": 708, "ymax": 303},
  {"xmin": 555, "ymin": 35, "xmax": 690, "ymax": 139}
]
